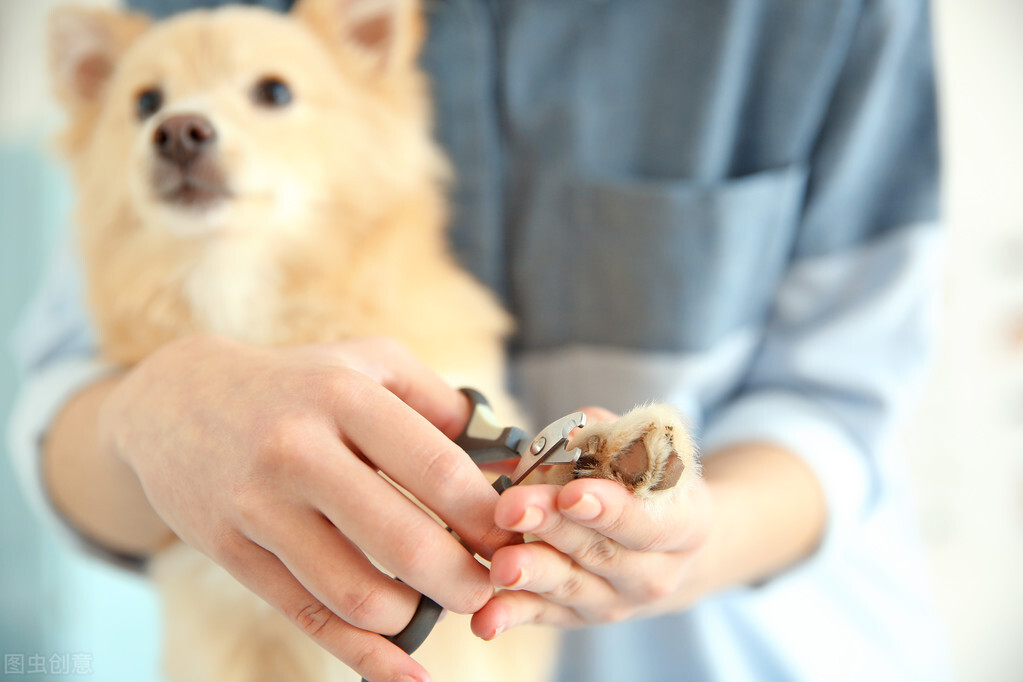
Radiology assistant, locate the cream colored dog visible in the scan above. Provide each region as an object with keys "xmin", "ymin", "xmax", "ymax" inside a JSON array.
[{"xmin": 49, "ymin": 1, "xmax": 696, "ymax": 680}]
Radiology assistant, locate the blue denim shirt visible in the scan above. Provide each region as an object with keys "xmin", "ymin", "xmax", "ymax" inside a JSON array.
[{"xmin": 10, "ymin": 1, "xmax": 948, "ymax": 680}]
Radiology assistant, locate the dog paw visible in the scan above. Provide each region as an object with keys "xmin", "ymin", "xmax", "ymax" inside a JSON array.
[{"xmin": 566, "ymin": 404, "xmax": 697, "ymax": 498}]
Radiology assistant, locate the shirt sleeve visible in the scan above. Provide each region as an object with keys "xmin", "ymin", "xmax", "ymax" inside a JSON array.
[
  {"xmin": 124, "ymin": 0, "xmax": 295, "ymax": 20},
  {"xmin": 700, "ymin": 0, "xmax": 941, "ymax": 564},
  {"xmin": 6, "ymin": 236, "xmax": 145, "ymax": 570}
]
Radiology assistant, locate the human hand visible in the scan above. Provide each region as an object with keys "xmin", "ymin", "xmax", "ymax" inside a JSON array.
[
  {"xmin": 99, "ymin": 334, "xmax": 514, "ymax": 681},
  {"xmin": 470, "ymin": 408, "xmax": 713, "ymax": 638}
]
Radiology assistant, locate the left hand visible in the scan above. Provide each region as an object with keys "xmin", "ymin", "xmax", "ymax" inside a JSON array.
[{"xmin": 470, "ymin": 446, "xmax": 714, "ymax": 638}]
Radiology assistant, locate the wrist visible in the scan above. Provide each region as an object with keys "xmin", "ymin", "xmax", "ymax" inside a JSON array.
[
  {"xmin": 684, "ymin": 471, "xmax": 736, "ymax": 600},
  {"xmin": 97, "ymin": 373, "xmax": 131, "ymax": 470},
  {"xmin": 101, "ymin": 334, "xmax": 240, "ymax": 470},
  {"xmin": 45, "ymin": 371, "xmax": 175, "ymax": 555},
  {"xmin": 660, "ymin": 478, "xmax": 721, "ymax": 612},
  {"xmin": 688, "ymin": 443, "xmax": 827, "ymax": 594}
]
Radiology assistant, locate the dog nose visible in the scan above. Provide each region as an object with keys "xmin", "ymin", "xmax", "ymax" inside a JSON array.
[{"xmin": 153, "ymin": 115, "xmax": 217, "ymax": 165}]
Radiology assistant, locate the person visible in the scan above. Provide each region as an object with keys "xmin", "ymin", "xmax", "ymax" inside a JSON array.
[{"xmin": 8, "ymin": 0, "xmax": 948, "ymax": 680}]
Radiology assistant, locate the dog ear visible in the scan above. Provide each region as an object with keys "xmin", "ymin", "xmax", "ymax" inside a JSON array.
[
  {"xmin": 292, "ymin": 0, "xmax": 424, "ymax": 75},
  {"xmin": 49, "ymin": 6, "xmax": 150, "ymax": 108}
]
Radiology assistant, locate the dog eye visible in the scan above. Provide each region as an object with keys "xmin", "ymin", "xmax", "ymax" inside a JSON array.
[
  {"xmin": 136, "ymin": 87, "xmax": 163, "ymax": 120},
  {"xmin": 251, "ymin": 77, "xmax": 292, "ymax": 108}
]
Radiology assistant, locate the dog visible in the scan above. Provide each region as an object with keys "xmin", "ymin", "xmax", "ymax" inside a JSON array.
[{"xmin": 48, "ymin": 1, "xmax": 696, "ymax": 680}]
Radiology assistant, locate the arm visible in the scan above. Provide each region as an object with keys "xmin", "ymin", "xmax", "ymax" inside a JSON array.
[
  {"xmin": 696, "ymin": 442, "xmax": 827, "ymax": 595},
  {"xmin": 44, "ymin": 372, "xmax": 173, "ymax": 555}
]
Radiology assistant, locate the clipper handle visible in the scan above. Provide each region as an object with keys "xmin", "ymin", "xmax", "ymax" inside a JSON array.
[{"xmin": 455, "ymin": 388, "xmax": 529, "ymax": 466}]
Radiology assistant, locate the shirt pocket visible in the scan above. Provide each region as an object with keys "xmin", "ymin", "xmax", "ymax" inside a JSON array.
[{"xmin": 543, "ymin": 164, "xmax": 809, "ymax": 353}]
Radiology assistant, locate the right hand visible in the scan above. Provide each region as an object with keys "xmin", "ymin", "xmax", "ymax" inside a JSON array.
[{"xmin": 100, "ymin": 334, "xmax": 513, "ymax": 682}]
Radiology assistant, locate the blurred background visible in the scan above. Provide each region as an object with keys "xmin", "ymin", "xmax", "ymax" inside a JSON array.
[{"xmin": 1, "ymin": 1, "xmax": 1021, "ymax": 680}]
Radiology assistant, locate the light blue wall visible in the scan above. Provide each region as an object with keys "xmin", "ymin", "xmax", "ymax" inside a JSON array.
[{"xmin": 1, "ymin": 137, "xmax": 162, "ymax": 680}]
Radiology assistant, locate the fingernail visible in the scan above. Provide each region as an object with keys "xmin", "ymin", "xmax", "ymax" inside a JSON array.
[
  {"xmin": 492, "ymin": 623, "xmax": 506, "ymax": 639},
  {"xmin": 563, "ymin": 493, "xmax": 602, "ymax": 520},
  {"xmin": 502, "ymin": 568, "xmax": 528, "ymax": 589},
  {"xmin": 510, "ymin": 506, "xmax": 543, "ymax": 532}
]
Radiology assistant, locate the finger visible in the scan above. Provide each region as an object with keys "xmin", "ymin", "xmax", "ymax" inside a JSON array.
[
  {"xmin": 318, "ymin": 337, "xmax": 471, "ymax": 440},
  {"xmin": 328, "ymin": 371, "xmax": 514, "ymax": 559},
  {"xmin": 300, "ymin": 437, "xmax": 495, "ymax": 614},
  {"xmin": 490, "ymin": 540, "xmax": 618, "ymax": 607},
  {"xmin": 468, "ymin": 588, "xmax": 585, "ymax": 642},
  {"xmin": 496, "ymin": 484, "xmax": 630, "ymax": 577},
  {"xmin": 470, "ymin": 589, "xmax": 585, "ymax": 640},
  {"xmin": 557, "ymin": 477, "xmax": 703, "ymax": 552},
  {"xmin": 217, "ymin": 536, "xmax": 431, "ymax": 682},
  {"xmin": 254, "ymin": 509, "xmax": 422, "ymax": 635},
  {"xmin": 496, "ymin": 482, "xmax": 695, "ymax": 602}
]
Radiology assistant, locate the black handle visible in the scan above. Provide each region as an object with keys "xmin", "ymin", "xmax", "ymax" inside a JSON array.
[
  {"xmin": 360, "ymin": 593, "xmax": 443, "ymax": 682},
  {"xmin": 386, "ymin": 593, "xmax": 444, "ymax": 653}
]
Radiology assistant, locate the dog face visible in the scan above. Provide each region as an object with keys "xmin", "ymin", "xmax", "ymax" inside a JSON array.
[
  {"xmin": 48, "ymin": 0, "xmax": 453, "ymax": 360},
  {"xmin": 50, "ymin": 0, "xmax": 437, "ymax": 243},
  {"xmin": 119, "ymin": 12, "xmax": 328, "ymax": 237}
]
